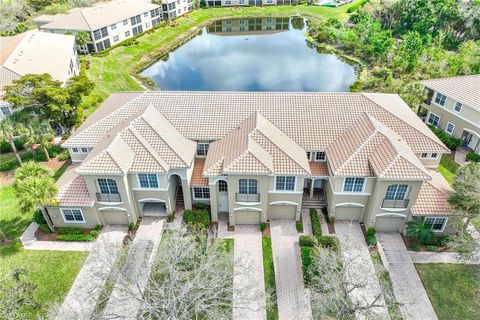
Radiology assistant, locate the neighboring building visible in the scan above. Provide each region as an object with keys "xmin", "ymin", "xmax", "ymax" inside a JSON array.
[
  {"xmin": 420, "ymin": 75, "xmax": 480, "ymax": 154},
  {"xmin": 33, "ymin": 0, "xmax": 176, "ymax": 53},
  {"xmin": 207, "ymin": 17, "xmax": 290, "ymax": 35},
  {"xmin": 205, "ymin": 0, "xmax": 296, "ymax": 7},
  {"xmin": 47, "ymin": 91, "xmax": 454, "ymax": 234},
  {"xmin": 160, "ymin": 0, "xmax": 194, "ymax": 20},
  {"xmin": 0, "ymin": 30, "xmax": 79, "ymax": 119}
]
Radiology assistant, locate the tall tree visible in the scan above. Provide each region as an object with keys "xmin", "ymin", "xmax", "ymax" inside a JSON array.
[
  {"xmin": 14, "ymin": 162, "xmax": 57, "ymax": 231},
  {"xmin": 0, "ymin": 117, "xmax": 24, "ymax": 164},
  {"xmin": 75, "ymin": 31, "xmax": 90, "ymax": 47},
  {"xmin": 448, "ymin": 162, "xmax": 480, "ymax": 228},
  {"xmin": 20, "ymin": 120, "xmax": 55, "ymax": 162}
]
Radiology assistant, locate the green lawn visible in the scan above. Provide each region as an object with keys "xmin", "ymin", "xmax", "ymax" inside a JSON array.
[
  {"xmin": 0, "ymin": 185, "xmax": 86, "ymax": 319},
  {"xmin": 84, "ymin": 3, "xmax": 361, "ymax": 106},
  {"xmin": 262, "ymin": 236, "xmax": 278, "ymax": 320},
  {"xmin": 416, "ymin": 264, "xmax": 480, "ymax": 320},
  {"xmin": 438, "ymin": 153, "xmax": 460, "ymax": 185}
]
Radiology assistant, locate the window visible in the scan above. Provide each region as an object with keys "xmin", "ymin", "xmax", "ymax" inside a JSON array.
[
  {"xmin": 427, "ymin": 112, "xmax": 440, "ymax": 127},
  {"xmin": 125, "ymin": 30, "xmax": 130, "ymax": 37},
  {"xmin": 113, "ymin": 35, "xmax": 119, "ymax": 42},
  {"xmin": 445, "ymin": 122, "xmax": 455, "ymax": 135},
  {"xmin": 131, "ymin": 15, "xmax": 141, "ymax": 25},
  {"xmin": 72, "ymin": 147, "xmax": 79, "ymax": 154},
  {"xmin": 1, "ymin": 106, "xmax": 12, "ymax": 116},
  {"xmin": 306, "ymin": 151, "xmax": 311, "ymax": 160},
  {"xmin": 193, "ymin": 187, "xmax": 210, "ymax": 199},
  {"xmin": 111, "ymin": 23, "xmax": 117, "ymax": 30},
  {"xmin": 103, "ymin": 38, "xmax": 111, "ymax": 49},
  {"xmin": 434, "ymin": 92, "xmax": 447, "ymax": 106},
  {"xmin": 385, "ymin": 184, "xmax": 408, "ymax": 200},
  {"xmin": 123, "ymin": 19, "xmax": 128, "ymax": 25},
  {"xmin": 420, "ymin": 153, "xmax": 429, "ymax": 159},
  {"xmin": 98, "ymin": 178, "xmax": 118, "ymax": 194},
  {"xmin": 454, "ymin": 102, "xmax": 462, "ymax": 113},
  {"xmin": 425, "ymin": 217, "xmax": 447, "ymax": 232},
  {"xmin": 218, "ymin": 180, "xmax": 228, "ymax": 192},
  {"xmin": 96, "ymin": 41, "xmax": 104, "ymax": 51},
  {"xmin": 100, "ymin": 27, "xmax": 108, "ymax": 38},
  {"xmin": 62, "ymin": 208, "xmax": 84, "ymax": 223},
  {"xmin": 343, "ymin": 177, "xmax": 365, "ymax": 192},
  {"xmin": 196, "ymin": 143, "xmax": 209, "ymax": 156},
  {"xmin": 315, "ymin": 151, "xmax": 326, "ymax": 161},
  {"xmin": 239, "ymin": 179, "xmax": 258, "ymax": 194},
  {"xmin": 431, "ymin": 153, "xmax": 438, "ymax": 159},
  {"xmin": 138, "ymin": 173, "xmax": 159, "ymax": 189},
  {"xmin": 132, "ymin": 25, "xmax": 143, "ymax": 36},
  {"xmin": 93, "ymin": 29, "xmax": 101, "ymax": 40},
  {"xmin": 225, "ymin": 0, "xmax": 231, "ymax": 4},
  {"xmin": 144, "ymin": 12, "xmax": 148, "ymax": 17},
  {"xmin": 275, "ymin": 176, "xmax": 296, "ymax": 191}
]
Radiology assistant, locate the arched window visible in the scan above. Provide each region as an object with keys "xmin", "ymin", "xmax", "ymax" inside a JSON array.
[
  {"xmin": 218, "ymin": 180, "xmax": 228, "ymax": 192},
  {"xmin": 239, "ymin": 179, "xmax": 257, "ymax": 194},
  {"xmin": 98, "ymin": 178, "xmax": 118, "ymax": 194},
  {"xmin": 385, "ymin": 184, "xmax": 408, "ymax": 200}
]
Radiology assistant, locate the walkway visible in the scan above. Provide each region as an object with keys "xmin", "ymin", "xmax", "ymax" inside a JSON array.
[
  {"xmin": 454, "ymin": 147, "xmax": 469, "ymax": 165},
  {"xmin": 301, "ymin": 209, "xmax": 312, "ymax": 235},
  {"xmin": 409, "ymin": 251, "xmax": 480, "ymax": 264},
  {"xmin": 102, "ymin": 217, "xmax": 165, "ymax": 319},
  {"xmin": 334, "ymin": 221, "xmax": 389, "ymax": 319},
  {"xmin": 376, "ymin": 232, "xmax": 437, "ymax": 320},
  {"xmin": 56, "ymin": 225, "xmax": 127, "ymax": 319},
  {"xmin": 20, "ymin": 222, "xmax": 93, "ymax": 251},
  {"xmin": 270, "ymin": 220, "xmax": 312, "ymax": 320},
  {"xmin": 233, "ymin": 226, "xmax": 266, "ymax": 320}
]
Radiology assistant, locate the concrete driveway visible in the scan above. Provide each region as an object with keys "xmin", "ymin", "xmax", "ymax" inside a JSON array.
[{"xmin": 377, "ymin": 232, "xmax": 437, "ymax": 320}]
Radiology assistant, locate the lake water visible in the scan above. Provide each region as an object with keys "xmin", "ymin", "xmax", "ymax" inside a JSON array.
[{"xmin": 141, "ymin": 17, "xmax": 356, "ymax": 92}]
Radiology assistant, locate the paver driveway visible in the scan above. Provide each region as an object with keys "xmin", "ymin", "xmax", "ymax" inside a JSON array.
[
  {"xmin": 270, "ymin": 220, "xmax": 312, "ymax": 320},
  {"xmin": 233, "ymin": 225, "xmax": 266, "ymax": 320},
  {"xmin": 334, "ymin": 221, "xmax": 389, "ymax": 319},
  {"xmin": 376, "ymin": 232, "xmax": 437, "ymax": 320}
]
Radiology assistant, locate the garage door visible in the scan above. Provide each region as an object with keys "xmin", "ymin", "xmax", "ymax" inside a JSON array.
[
  {"xmin": 335, "ymin": 206, "xmax": 363, "ymax": 221},
  {"xmin": 374, "ymin": 216, "xmax": 405, "ymax": 232},
  {"xmin": 270, "ymin": 205, "xmax": 296, "ymax": 220},
  {"xmin": 102, "ymin": 210, "xmax": 129, "ymax": 225},
  {"xmin": 234, "ymin": 210, "xmax": 261, "ymax": 225}
]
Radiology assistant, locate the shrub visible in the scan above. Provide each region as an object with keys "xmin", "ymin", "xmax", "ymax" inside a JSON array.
[
  {"xmin": 194, "ymin": 202, "xmax": 210, "ymax": 210},
  {"xmin": 183, "ymin": 209, "xmax": 210, "ymax": 229},
  {"xmin": 89, "ymin": 229, "xmax": 100, "ymax": 237},
  {"xmin": 58, "ymin": 150, "xmax": 70, "ymax": 161},
  {"xmin": 57, "ymin": 227, "xmax": 82, "ymax": 235},
  {"xmin": 411, "ymin": 243, "xmax": 421, "ymax": 252},
  {"xmin": 301, "ymin": 246, "xmax": 313, "ymax": 284},
  {"xmin": 310, "ymin": 208, "xmax": 322, "ymax": 237},
  {"xmin": 299, "ymin": 235, "xmax": 317, "ymax": 247},
  {"xmin": 260, "ymin": 222, "xmax": 266, "ymax": 232},
  {"xmin": 167, "ymin": 214, "xmax": 174, "ymax": 222},
  {"xmin": 318, "ymin": 236, "xmax": 340, "ymax": 251},
  {"xmin": 128, "ymin": 223, "xmax": 135, "ymax": 230},
  {"xmin": 346, "ymin": 0, "xmax": 368, "ymax": 13},
  {"xmin": 0, "ymin": 161, "xmax": 19, "ymax": 172},
  {"xmin": 48, "ymin": 145, "xmax": 62, "ymax": 158},
  {"xmin": 39, "ymin": 223, "xmax": 51, "ymax": 233},
  {"xmin": 366, "ymin": 227, "xmax": 376, "ymax": 237},
  {"xmin": 367, "ymin": 234, "xmax": 377, "ymax": 247},
  {"xmin": 296, "ymin": 221, "xmax": 304, "ymax": 233},
  {"xmin": 57, "ymin": 234, "xmax": 94, "ymax": 241},
  {"xmin": 0, "ymin": 138, "xmax": 26, "ymax": 153},
  {"xmin": 466, "ymin": 152, "xmax": 480, "ymax": 162},
  {"xmin": 428, "ymin": 125, "xmax": 461, "ymax": 150},
  {"xmin": 406, "ymin": 218, "xmax": 434, "ymax": 244},
  {"xmin": 94, "ymin": 224, "xmax": 102, "ymax": 231},
  {"xmin": 426, "ymin": 245, "xmax": 438, "ymax": 252},
  {"xmin": 32, "ymin": 210, "xmax": 46, "ymax": 225}
]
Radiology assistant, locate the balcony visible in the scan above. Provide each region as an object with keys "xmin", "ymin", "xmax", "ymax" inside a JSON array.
[
  {"xmin": 382, "ymin": 198, "xmax": 409, "ymax": 209},
  {"xmin": 96, "ymin": 193, "xmax": 121, "ymax": 203},
  {"xmin": 236, "ymin": 193, "xmax": 260, "ymax": 203}
]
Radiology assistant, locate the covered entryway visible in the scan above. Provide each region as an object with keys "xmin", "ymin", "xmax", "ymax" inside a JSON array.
[
  {"xmin": 374, "ymin": 214, "xmax": 406, "ymax": 232},
  {"xmin": 334, "ymin": 203, "xmax": 363, "ymax": 221},
  {"xmin": 234, "ymin": 208, "xmax": 261, "ymax": 225},
  {"xmin": 100, "ymin": 207, "xmax": 129, "ymax": 225},
  {"xmin": 269, "ymin": 202, "xmax": 297, "ymax": 220},
  {"xmin": 139, "ymin": 199, "xmax": 167, "ymax": 217},
  {"xmin": 217, "ymin": 179, "xmax": 229, "ymax": 212}
]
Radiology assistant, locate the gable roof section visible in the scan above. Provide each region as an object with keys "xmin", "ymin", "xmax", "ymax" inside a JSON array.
[
  {"xmin": 412, "ymin": 171, "xmax": 452, "ymax": 216},
  {"xmin": 421, "ymin": 75, "xmax": 480, "ymax": 111}
]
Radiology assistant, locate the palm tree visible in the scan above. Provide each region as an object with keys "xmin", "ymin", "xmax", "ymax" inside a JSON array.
[
  {"xmin": 75, "ymin": 31, "xmax": 90, "ymax": 47},
  {"xmin": 14, "ymin": 162, "xmax": 58, "ymax": 232},
  {"xmin": 405, "ymin": 218, "xmax": 434, "ymax": 244},
  {"xmin": 21, "ymin": 121, "xmax": 54, "ymax": 162},
  {"xmin": 0, "ymin": 117, "xmax": 23, "ymax": 164}
]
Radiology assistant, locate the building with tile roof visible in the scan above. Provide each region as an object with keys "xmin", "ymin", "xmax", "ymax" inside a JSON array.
[{"xmin": 46, "ymin": 91, "xmax": 453, "ymax": 233}]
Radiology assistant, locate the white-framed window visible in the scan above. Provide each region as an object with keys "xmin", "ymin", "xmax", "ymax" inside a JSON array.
[
  {"xmin": 193, "ymin": 187, "xmax": 210, "ymax": 199},
  {"xmin": 275, "ymin": 176, "xmax": 296, "ymax": 191},
  {"xmin": 144, "ymin": 12, "xmax": 148, "ymax": 17},
  {"xmin": 138, "ymin": 173, "xmax": 159, "ymax": 189},
  {"xmin": 196, "ymin": 143, "xmax": 209, "ymax": 157},
  {"xmin": 315, "ymin": 151, "xmax": 326, "ymax": 162},
  {"xmin": 239, "ymin": 179, "xmax": 258, "ymax": 194},
  {"xmin": 445, "ymin": 122, "xmax": 455, "ymax": 135},
  {"xmin": 218, "ymin": 180, "xmax": 228, "ymax": 192},
  {"xmin": 81, "ymin": 147, "xmax": 88, "ymax": 153},
  {"xmin": 72, "ymin": 147, "xmax": 80, "ymax": 154},
  {"xmin": 425, "ymin": 217, "xmax": 448, "ymax": 232},
  {"xmin": 434, "ymin": 92, "xmax": 447, "ymax": 106},
  {"xmin": 1, "ymin": 106, "xmax": 12, "ymax": 117},
  {"xmin": 125, "ymin": 31, "xmax": 130, "ymax": 37},
  {"xmin": 454, "ymin": 102, "xmax": 462, "ymax": 113},
  {"xmin": 385, "ymin": 184, "xmax": 408, "ymax": 200},
  {"xmin": 61, "ymin": 208, "xmax": 85, "ymax": 223},
  {"xmin": 111, "ymin": 23, "xmax": 117, "ymax": 30},
  {"xmin": 431, "ymin": 153, "xmax": 439, "ymax": 159},
  {"xmin": 123, "ymin": 19, "xmax": 128, "ymax": 25},
  {"xmin": 306, "ymin": 151, "xmax": 311, "ymax": 160},
  {"xmin": 113, "ymin": 35, "xmax": 119, "ymax": 42},
  {"xmin": 98, "ymin": 178, "xmax": 118, "ymax": 194},
  {"xmin": 343, "ymin": 177, "xmax": 365, "ymax": 192},
  {"xmin": 427, "ymin": 112, "xmax": 440, "ymax": 127},
  {"xmin": 420, "ymin": 153, "xmax": 429, "ymax": 159}
]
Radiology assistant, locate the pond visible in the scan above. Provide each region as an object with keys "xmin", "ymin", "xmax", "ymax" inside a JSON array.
[{"xmin": 141, "ymin": 17, "xmax": 357, "ymax": 92}]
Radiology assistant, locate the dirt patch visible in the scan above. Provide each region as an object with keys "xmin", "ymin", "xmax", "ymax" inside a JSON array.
[
  {"xmin": 262, "ymin": 223, "xmax": 271, "ymax": 237},
  {"xmin": 0, "ymin": 171, "xmax": 14, "ymax": 187},
  {"xmin": 227, "ymin": 225, "xmax": 235, "ymax": 232},
  {"xmin": 327, "ymin": 221, "xmax": 335, "ymax": 234},
  {"xmin": 35, "ymin": 228, "xmax": 58, "ymax": 241}
]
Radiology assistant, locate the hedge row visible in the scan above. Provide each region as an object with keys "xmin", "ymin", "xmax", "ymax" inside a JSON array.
[
  {"xmin": 428, "ymin": 125, "xmax": 461, "ymax": 150},
  {"xmin": 310, "ymin": 208, "xmax": 322, "ymax": 238},
  {"xmin": 183, "ymin": 209, "xmax": 210, "ymax": 229},
  {"xmin": 0, "ymin": 145, "xmax": 63, "ymax": 171}
]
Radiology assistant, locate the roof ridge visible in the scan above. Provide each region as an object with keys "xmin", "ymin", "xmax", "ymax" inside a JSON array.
[
  {"xmin": 79, "ymin": 9, "xmax": 93, "ymax": 30},
  {"xmin": 128, "ymin": 125, "xmax": 169, "ymax": 171}
]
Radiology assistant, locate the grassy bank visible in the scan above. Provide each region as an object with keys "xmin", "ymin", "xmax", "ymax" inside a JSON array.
[
  {"xmin": 262, "ymin": 236, "xmax": 278, "ymax": 320},
  {"xmin": 83, "ymin": 3, "xmax": 361, "ymax": 107},
  {"xmin": 438, "ymin": 154, "xmax": 460, "ymax": 185}
]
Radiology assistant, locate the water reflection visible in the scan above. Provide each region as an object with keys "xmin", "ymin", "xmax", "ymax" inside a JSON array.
[{"xmin": 141, "ymin": 17, "xmax": 356, "ymax": 92}]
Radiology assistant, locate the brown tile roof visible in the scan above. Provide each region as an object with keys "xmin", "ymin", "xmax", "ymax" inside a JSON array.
[
  {"xmin": 412, "ymin": 170, "xmax": 452, "ymax": 216},
  {"xmin": 421, "ymin": 75, "xmax": 480, "ymax": 111},
  {"xmin": 55, "ymin": 164, "xmax": 94, "ymax": 207},
  {"xmin": 309, "ymin": 161, "xmax": 329, "ymax": 176},
  {"xmin": 191, "ymin": 158, "xmax": 208, "ymax": 187}
]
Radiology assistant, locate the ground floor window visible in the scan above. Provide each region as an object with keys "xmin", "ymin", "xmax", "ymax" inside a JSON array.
[
  {"xmin": 425, "ymin": 217, "xmax": 447, "ymax": 232},
  {"xmin": 61, "ymin": 208, "xmax": 85, "ymax": 223},
  {"xmin": 193, "ymin": 187, "xmax": 210, "ymax": 199},
  {"xmin": 427, "ymin": 112, "xmax": 440, "ymax": 127}
]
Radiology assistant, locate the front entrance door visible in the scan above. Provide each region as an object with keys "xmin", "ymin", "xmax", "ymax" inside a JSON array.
[{"xmin": 219, "ymin": 193, "xmax": 229, "ymax": 212}]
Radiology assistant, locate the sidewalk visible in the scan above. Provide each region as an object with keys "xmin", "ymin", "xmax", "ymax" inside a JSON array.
[
  {"xmin": 20, "ymin": 222, "xmax": 93, "ymax": 251},
  {"xmin": 409, "ymin": 251, "xmax": 480, "ymax": 264}
]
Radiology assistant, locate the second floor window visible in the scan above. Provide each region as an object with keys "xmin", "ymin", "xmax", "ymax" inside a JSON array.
[
  {"xmin": 196, "ymin": 143, "xmax": 209, "ymax": 156},
  {"xmin": 98, "ymin": 179, "xmax": 118, "ymax": 194},
  {"xmin": 454, "ymin": 102, "xmax": 462, "ymax": 112},
  {"xmin": 343, "ymin": 177, "xmax": 365, "ymax": 192},
  {"xmin": 275, "ymin": 176, "xmax": 295, "ymax": 191},
  {"xmin": 385, "ymin": 184, "xmax": 408, "ymax": 200},
  {"xmin": 434, "ymin": 92, "xmax": 446, "ymax": 106},
  {"xmin": 239, "ymin": 179, "xmax": 257, "ymax": 194},
  {"xmin": 315, "ymin": 151, "xmax": 326, "ymax": 161},
  {"xmin": 138, "ymin": 173, "xmax": 159, "ymax": 189}
]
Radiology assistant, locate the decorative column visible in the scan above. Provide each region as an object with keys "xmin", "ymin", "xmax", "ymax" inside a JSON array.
[{"xmin": 181, "ymin": 179, "xmax": 192, "ymax": 210}]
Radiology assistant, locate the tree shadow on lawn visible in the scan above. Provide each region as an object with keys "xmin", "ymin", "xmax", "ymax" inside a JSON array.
[{"xmin": 0, "ymin": 216, "xmax": 32, "ymax": 256}]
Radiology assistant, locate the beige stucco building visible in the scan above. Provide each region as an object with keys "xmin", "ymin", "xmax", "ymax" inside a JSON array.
[{"xmin": 46, "ymin": 91, "xmax": 453, "ymax": 234}]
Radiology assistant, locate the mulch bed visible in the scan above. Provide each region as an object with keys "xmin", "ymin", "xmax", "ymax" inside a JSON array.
[
  {"xmin": 35, "ymin": 227, "xmax": 98, "ymax": 241},
  {"xmin": 262, "ymin": 223, "xmax": 271, "ymax": 237},
  {"xmin": 402, "ymin": 234, "xmax": 450, "ymax": 252},
  {"xmin": 327, "ymin": 221, "xmax": 335, "ymax": 234},
  {"xmin": 227, "ymin": 225, "xmax": 235, "ymax": 232}
]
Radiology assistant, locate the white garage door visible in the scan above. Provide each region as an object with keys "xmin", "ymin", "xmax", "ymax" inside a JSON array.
[
  {"xmin": 102, "ymin": 210, "xmax": 129, "ymax": 225},
  {"xmin": 270, "ymin": 205, "xmax": 296, "ymax": 220},
  {"xmin": 335, "ymin": 206, "xmax": 363, "ymax": 221},
  {"xmin": 374, "ymin": 216, "xmax": 405, "ymax": 232},
  {"xmin": 234, "ymin": 210, "xmax": 261, "ymax": 225}
]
